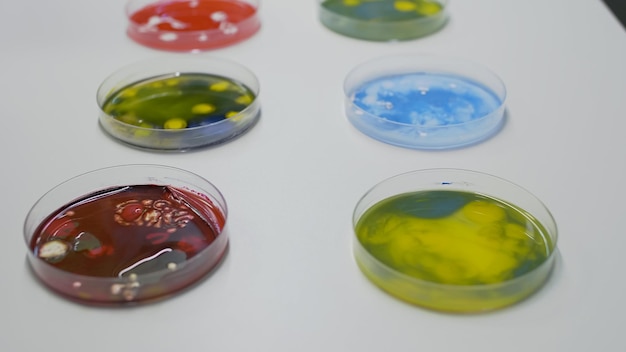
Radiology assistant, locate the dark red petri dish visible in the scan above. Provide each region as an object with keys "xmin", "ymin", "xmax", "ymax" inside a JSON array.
[
  {"xmin": 23, "ymin": 165, "xmax": 229, "ymax": 306},
  {"xmin": 126, "ymin": 0, "xmax": 261, "ymax": 51}
]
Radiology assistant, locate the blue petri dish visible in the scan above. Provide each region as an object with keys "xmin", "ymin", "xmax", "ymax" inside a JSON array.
[{"xmin": 344, "ymin": 54, "xmax": 507, "ymax": 150}]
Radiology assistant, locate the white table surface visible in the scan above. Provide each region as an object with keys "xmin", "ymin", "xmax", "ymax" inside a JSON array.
[{"xmin": 2, "ymin": 0, "xmax": 626, "ymax": 351}]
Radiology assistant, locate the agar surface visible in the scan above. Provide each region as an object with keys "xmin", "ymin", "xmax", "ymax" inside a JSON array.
[
  {"xmin": 32, "ymin": 185, "xmax": 225, "ymax": 278},
  {"xmin": 321, "ymin": 0, "xmax": 443, "ymax": 21},
  {"xmin": 102, "ymin": 73, "xmax": 256, "ymax": 130},
  {"xmin": 356, "ymin": 190, "xmax": 553, "ymax": 285},
  {"xmin": 128, "ymin": 0, "xmax": 260, "ymax": 50},
  {"xmin": 351, "ymin": 73, "xmax": 502, "ymax": 127}
]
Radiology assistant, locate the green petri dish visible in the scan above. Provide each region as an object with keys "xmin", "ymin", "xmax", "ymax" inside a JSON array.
[
  {"xmin": 318, "ymin": 0, "xmax": 448, "ymax": 41},
  {"xmin": 97, "ymin": 57, "xmax": 260, "ymax": 151}
]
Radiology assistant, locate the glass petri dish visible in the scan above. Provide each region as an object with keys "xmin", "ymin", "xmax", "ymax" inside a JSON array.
[
  {"xmin": 318, "ymin": 0, "xmax": 448, "ymax": 41},
  {"xmin": 353, "ymin": 169, "xmax": 558, "ymax": 313},
  {"xmin": 97, "ymin": 56, "xmax": 261, "ymax": 151},
  {"xmin": 344, "ymin": 54, "xmax": 507, "ymax": 150},
  {"xmin": 23, "ymin": 164, "xmax": 229, "ymax": 306},
  {"xmin": 126, "ymin": 0, "xmax": 261, "ymax": 51}
]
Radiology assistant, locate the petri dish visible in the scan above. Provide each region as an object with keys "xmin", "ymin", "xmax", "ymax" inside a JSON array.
[
  {"xmin": 318, "ymin": 0, "xmax": 448, "ymax": 41},
  {"xmin": 126, "ymin": 0, "xmax": 261, "ymax": 51},
  {"xmin": 344, "ymin": 54, "xmax": 507, "ymax": 150},
  {"xmin": 23, "ymin": 164, "xmax": 229, "ymax": 306},
  {"xmin": 353, "ymin": 169, "xmax": 558, "ymax": 313},
  {"xmin": 97, "ymin": 56, "xmax": 261, "ymax": 151}
]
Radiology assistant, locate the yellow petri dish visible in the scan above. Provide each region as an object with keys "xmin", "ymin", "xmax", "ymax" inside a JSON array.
[{"xmin": 353, "ymin": 169, "xmax": 558, "ymax": 313}]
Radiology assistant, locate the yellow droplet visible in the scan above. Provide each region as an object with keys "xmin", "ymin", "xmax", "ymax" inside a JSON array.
[
  {"xmin": 164, "ymin": 78, "xmax": 180, "ymax": 86},
  {"xmin": 343, "ymin": 0, "xmax": 360, "ymax": 6},
  {"xmin": 394, "ymin": 1, "xmax": 417, "ymax": 12},
  {"xmin": 209, "ymin": 81, "xmax": 230, "ymax": 92},
  {"xmin": 164, "ymin": 118, "xmax": 187, "ymax": 129},
  {"xmin": 227, "ymin": 110, "xmax": 245, "ymax": 122},
  {"xmin": 134, "ymin": 123, "xmax": 153, "ymax": 137},
  {"xmin": 415, "ymin": 1, "xmax": 442, "ymax": 15},
  {"xmin": 235, "ymin": 94, "xmax": 253, "ymax": 105},
  {"xmin": 119, "ymin": 88, "xmax": 138, "ymax": 98},
  {"xmin": 118, "ymin": 113, "xmax": 139, "ymax": 125},
  {"xmin": 191, "ymin": 103, "xmax": 216, "ymax": 114}
]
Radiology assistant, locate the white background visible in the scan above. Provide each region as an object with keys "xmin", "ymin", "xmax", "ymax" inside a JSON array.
[{"xmin": 2, "ymin": 0, "xmax": 626, "ymax": 351}]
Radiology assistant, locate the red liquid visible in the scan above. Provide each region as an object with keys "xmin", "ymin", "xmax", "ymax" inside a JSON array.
[
  {"xmin": 127, "ymin": 0, "xmax": 260, "ymax": 51},
  {"xmin": 29, "ymin": 185, "xmax": 227, "ymax": 304}
]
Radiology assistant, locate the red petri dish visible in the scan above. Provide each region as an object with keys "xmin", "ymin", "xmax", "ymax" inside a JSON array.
[
  {"xmin": 126, "ymin": 0, "xmax": 261, "ymax": 51},
  {"xmin": 23, "ymin": 165, "xmax": 229, "ymax": 306}
]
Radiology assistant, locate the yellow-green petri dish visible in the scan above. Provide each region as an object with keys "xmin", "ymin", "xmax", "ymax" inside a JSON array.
[
  {"xmin": 318, "ymin": 0, "xmax": 448, "ymax": 41},
  {"xmin": 97, "ymin": 57, "xmax": 260, "ymax": 151},
  {"xmin": 353, "ymin": 169, "xmax": 558, "ymax": 313}
]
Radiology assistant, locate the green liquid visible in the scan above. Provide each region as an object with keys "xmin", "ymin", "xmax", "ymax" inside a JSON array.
[
  {"xmin": 322, "ymin": 0, "xmax": 443, "ymax": 21},
  {"xmin": 102, "ymin": 73, "xmax": 256, "ymax": 130},
  {"xmin": 319, "ymin": 0, "xmax": 447, "ymax": 41},
  {"xmin": 356, "ymin": 190, "xmax": 554, "ymax": 286}
]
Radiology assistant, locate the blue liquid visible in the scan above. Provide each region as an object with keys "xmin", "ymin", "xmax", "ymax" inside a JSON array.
[{"xmin": 352, "ymin": 73, "xmax": 502, "ymax": 126}]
